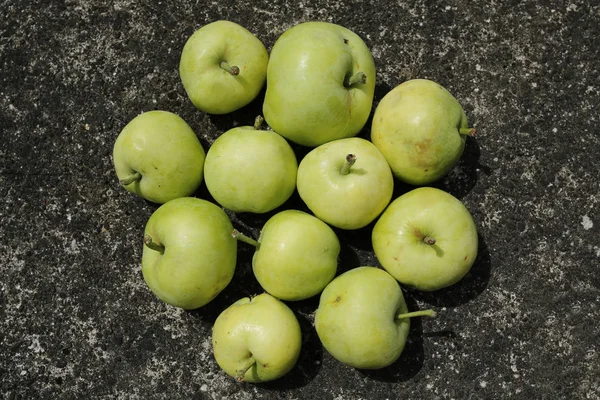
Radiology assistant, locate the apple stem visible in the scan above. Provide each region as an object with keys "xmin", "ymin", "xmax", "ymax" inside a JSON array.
[
  {"xmin": 232, "ymin": 229, "xmax": 260, "ymax": 249},
  {"xmin": 143, "ymin": 234, "xmax": 165, "ymax": 253},
  {"xmin": 459, "ymin": 128, "xmax": 476, "ymax": 136},
  {"xmin": 340, "ymin": 154, "xmax": 357, "ymax": 175},
  {"xmin": 254, "ymin": 115, "xmax": 264, "ymax": 130},
  {"xmin": 423, "ymin": 236, "xmax": 436, "ymax": 245},
  {"xmin": 345, "ymin": 72, "xmax": 367, "ymax": 87},
  {"xmin": 220, "ymin": 61, "xmax": 240, "ymax": 76},
  {"xmin": 235, "ymin": 356, "xmax": 256, "ymax": 382},
  {"xmin": 396, "ymin": 309, "xmax": 437, "ymax": 320},
  {"xmin": 119, "ymin": 171, "xmax": 141, "ymax": 186}
]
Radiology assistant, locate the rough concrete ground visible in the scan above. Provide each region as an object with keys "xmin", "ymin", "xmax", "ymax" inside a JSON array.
[{"xmin": 1, "ymin": 0, "xmax": 599, "ymax": 399}]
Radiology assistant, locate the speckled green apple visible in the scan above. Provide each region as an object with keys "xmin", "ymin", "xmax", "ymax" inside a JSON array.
[
  {"xmin": 315, "ymin": 267, "xmax": 436, "ymax": 369},
  {"xmin": 233, "ymin": 209, "xmax": 340, "ymax": 301},
  {"xmin": 141, "ymin": 197, "xmax": 237, "ymax": 309},
  {"xmin": 212, "ymin": 293, "xmax": 302, "ymax": 383},
  {"xmin": 263, "ymin": 22, "xmax": 376, "ymax": 147},
  {"xmin": 371, "ymin": 79, "xmax": 475, "ymax": 185},
  {"xmin": 112, "ymin": 111, "xmax": 205, "ymax": 204},
  {"xmin": 372, "ymin": 187, "xmax": 478, "ymax": 291},
  {"xmin": 297, "ymin": 137, "xmax": 394, "ymax": 230},
  {"xmin": 203, "ymin": 116, "xmax": 297, "ymax": 213},
  {"xmin": 179, "ymin": 20, "xmax": 269, "ymax": 114}
]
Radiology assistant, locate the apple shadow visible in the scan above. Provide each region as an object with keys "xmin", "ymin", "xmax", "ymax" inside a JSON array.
[
  {"xmin": 408, "ymin": 232, "xmax": 492, "ymax": 308},
  {"xmin": 430, "ymin": 136, "xmax": 492, "ymax": 201},
  {"xmin": 355, "ymin": 80, "xmax": 393, "ymax": 142},
  {"xmin": 357, "ymin": 292, "xmax": 425, "ymax": 383},
  {"xmin": 186, "ymin": 243, "xmax": 264, "ymax": 325},
  {"xmin": 207, "ymin": 86, "xmax": 267, "ymax": 133},
  {"xmin": 332, "ymin": 219, "xmax": 377, "ymax": 253},
  {"xmin": 257, "ymin": 312, "xmax": 323, "ymax": 391},
  {"xmin": 230, "ymin": 189, "xmax": 312, "ymax": 232},
  {"xmin": 336, "ymin": 240, "xmax": 362, "ymax": 275}
]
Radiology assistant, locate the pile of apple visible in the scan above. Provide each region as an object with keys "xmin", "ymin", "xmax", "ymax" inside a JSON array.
[{"xmin": 112, "ymin": 21, "xmax": 479, "ymax": 382}]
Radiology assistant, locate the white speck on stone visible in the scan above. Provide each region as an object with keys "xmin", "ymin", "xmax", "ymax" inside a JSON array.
[
  {"xmin": 28, "ymin": 336, "xmax": 44, "ymax": 354},
  {"xmin": 200, "ymin": 384, "xmax": 208, "ymax": 392},
  {"xmin": 582, "ymin": 215, "xmax": 593, "ymax": 230},
  {"xmin": 552, "ymin": 127, "xmax": 558, "ymax": 133},
  {"xmin": 480, "ymin": 381, "xmax": 487, "ymax": 388},
  {"xmin": 426, "ymin": 383, "xmax": 434, "ymax": 389}
]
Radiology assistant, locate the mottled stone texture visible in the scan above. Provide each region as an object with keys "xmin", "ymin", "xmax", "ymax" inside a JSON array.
[{"xmin": 1, "ymin": 0, "xmax": 599, "ymax": 399}]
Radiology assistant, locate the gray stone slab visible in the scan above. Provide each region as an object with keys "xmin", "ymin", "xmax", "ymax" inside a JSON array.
[{"xmin": 1, "ymin": 1, "xmax": 598, "ymax": 399}]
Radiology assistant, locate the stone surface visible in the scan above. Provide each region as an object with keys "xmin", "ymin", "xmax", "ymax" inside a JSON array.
[{"xmin": 1, "ymin": 1, "xmax": 599, "ymax": 399}]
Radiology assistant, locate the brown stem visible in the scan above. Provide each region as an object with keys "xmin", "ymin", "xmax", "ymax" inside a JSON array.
[
  {"xmin": 220, "ymin": 61, "xmax": 240, "ymax": 75},
  {"xmin": 232, "ymin": 229, "xmax": 260, "ymax": 249},
  {"xmin": 254, "ymin": 115, "xmax": 264, "ymax": 130},
  {"xmin": 143, "ymin": 234, "xmax": 165, "ymax": 253},
  {"xmin": 235, "ymin": 356, "xmax": 256, "ymax": 382},
  {"xmin": 344, "ymin": 72, "xmax": 366, "ymax": 87},
  {"xmin": 119, "ymin": 172, "xmax": 141, "ymax": 186},
  {"xmin": 423, "ymin": 236, "xmax": 436, "ymax": 245},
  {"xmin": 340, "ymin": 154, "xmax": 357, "ymax": 175},
  {"xmin": 396, "ymin": 309, "xmax": 437, "ymax": 320}
]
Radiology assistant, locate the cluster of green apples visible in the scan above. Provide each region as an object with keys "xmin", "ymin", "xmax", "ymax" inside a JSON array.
[{"xmin": 112, "ymin": 20, "xmax": 479, "ymax": 382}]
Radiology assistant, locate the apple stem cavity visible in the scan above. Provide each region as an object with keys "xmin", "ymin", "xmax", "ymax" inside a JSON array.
[
  {"xmin": 235, "ymin": 355, "xmax": 256, "ymax": 382},
  {"xmin": 344, "ymin": 72, "xmax": 367, "ymax": 87},
  {"xmin": 459, "ymin": 128, "xmax": 477, "ymax": 136},
  {"xmin": 119, "ymin": 172, "xmax": 141, "ymax": 186},
  {"xmin": 143, "ymin": 234, "xmax": 165, "ymax": 253},
  {"xmin": 396, "ymin": 309, "xmax": 437, "ymax": 320},
  {"xmin": 340, "ymin": 154, "xmax": 357, "ymax": 175},
  {"xmin": 254, "ymin": 115, "xmax": 264, "ymax": 130},
  {"xmin": 232, "ymin": 229, "xmax": 260, "ymax": 249},
  {"xmin": 423, "ymin": 236, "xmax": 436, "ymax": 245},
  {"xmin": 220, "ymin": 61, "xmax": 240, "ymax": 76}
]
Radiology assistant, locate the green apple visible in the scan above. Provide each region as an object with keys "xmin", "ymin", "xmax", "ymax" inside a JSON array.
[
  {"xmin": 315, "ymin": 266, "xmax": 436, "ymax": 369},
  {"xmin": 371, "ymin": 79, "xmax": 476, "ymax": 185},
  {"xmin": 263, "ymin": 22, "xmax": 376, "ymax": 147},
  {"xmin": 212, "ymin": 293, "xmax": 302, "ymax": 383},
  {"xmin": 296, "ymin": 137, "xmax": 394, "ymax": 230},
  {"xmin": 113, "ymin": 110, "xmax": 206, "ymax": 204},
  {"xmin": 372, "ymin": 187, "xmax": 478, "ymax": 291},
  {"xmin": 233, "ymin": 209, "xmax": 340, "ymax": 301},
  {"xmin": 141, "ymin": 197, "xmax": 237, "ymax": 309},
  {"xmin": 179, "ymin": 20, "xmax": 269, "ymax": 114},
  {"xmin": 203, "ymin": 116, "xmax": 298, "ymax": 213}
]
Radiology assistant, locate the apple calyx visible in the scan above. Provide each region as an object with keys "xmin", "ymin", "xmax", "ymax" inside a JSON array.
[
  {"xmin": 143, "ymin": 234, "xmax": 165, "ymax": 253},
  {"xmin": 459, "ymin": 128, "xmax": 477, "ymax": 136},
  {"xmin": 235, "ymin": 355, "xmax": 256, "ymax": 382},
  {"xmin": 396, "ymin": 309, "xmax": 437, "ymax": 321},
  {"xmin": 232, "ymin": 229, "xmax": 261, "ymax": 249},
  {"xmin": 253, "ymin": 115, "xmax": 264, "ymax": 130},
  {"xmin": 340, "ymin": 154, "xmax": 357, "ymax": 175},
  {"xmin": 220, "ymin": 61, "xmax": 240, "ymax": 76},
  {"xmin": 344, "ymin": 72, "xmax": 367, "ymax": 87},
  {"xmin": 422, "ymin": 236, "xmax": 436, "ymax": 245},
  {"xmin": 119, "ymin": 171, "xmax": 141, "ymax": 186}
]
